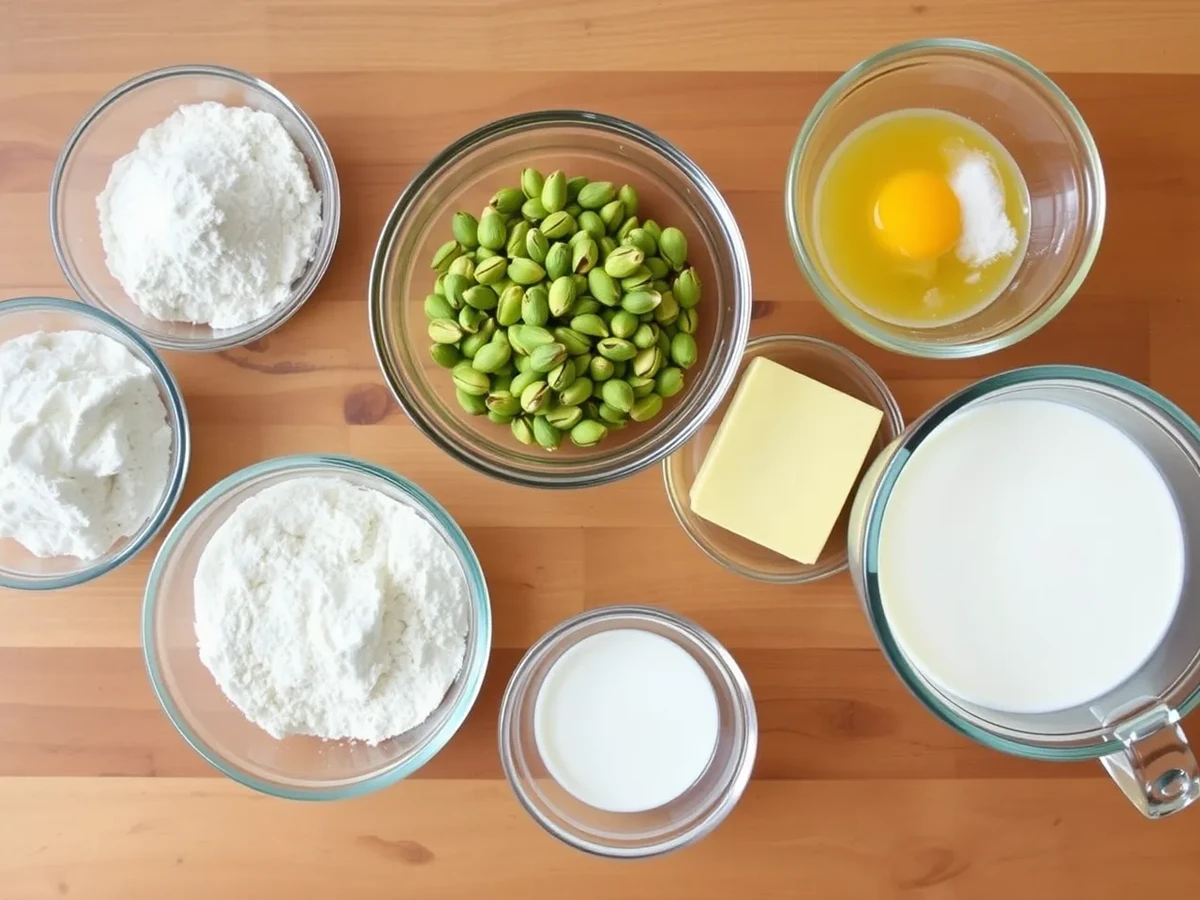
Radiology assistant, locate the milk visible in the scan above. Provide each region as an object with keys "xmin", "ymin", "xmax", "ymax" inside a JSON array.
[
  {"xmin": 534, "ymin": 629, "xmax": 719, "ymax": 813},
  {"xmin": 878, "ymin": 398, "xmax": 1185, "ymax": 714}
]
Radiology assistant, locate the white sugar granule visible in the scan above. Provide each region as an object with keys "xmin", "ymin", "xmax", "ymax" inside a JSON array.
[
  {"xmin": 948, "ymin": 151, "xmax": 1019, "ymax": 268},
  {"xmin": 193, "ymin": 477, "xmax": 470, "ymax": 744},
  {"xmin": 97, "ymin": 101, "xmax": 322, "ymax": 329}
]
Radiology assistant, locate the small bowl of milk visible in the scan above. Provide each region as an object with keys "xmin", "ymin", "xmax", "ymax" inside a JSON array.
[{"xmin": 499, "ymin": 606, "xmax": 756, "ymax": 857}]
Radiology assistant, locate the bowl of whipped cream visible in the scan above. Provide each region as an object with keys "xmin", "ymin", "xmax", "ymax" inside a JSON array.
[
  {"xmin": 142, "ymin": 455, "xmax": 491, "ymax": 799},
  {"xmin": 50, "ymin": 65, "xmax": 340, "ymax": 352},
  {"xmin": 0, "ymin": 297, "xmax": 190, "ymax": 590}
]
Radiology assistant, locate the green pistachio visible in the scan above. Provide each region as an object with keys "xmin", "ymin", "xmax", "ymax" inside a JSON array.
[
  {"xmin": 521, "ymin": 197, "xmax": 548, "ymax": 221},
  {"xmin": 521, "ymin": 168, "xmax": 544, "ymax": 199},
  {"xmin": 512, "ymin": 415, "xmax": 535, "ymax": 445},
  {"xmin": 642, "ymin": 218, "xmax": 663, "ymax": 243},
  {"xmin": 473, "ymin": 255, "xmax": 507, "ymax": 286},
  {"xmin": 508, "ymin": 258, "xmax": 547, "ymax": 286},
  {"xmin": 510, "ymin": 369, "xmax": 540, "ymax": 397},
  {"xmin": 670, "ymin": 332, "xmax": 698, "ymax": 369},
  {"xmin": 566, "ymin": 175, "xmax": 589, "ymax": 201},
  {"xmin": 431, "ymin": 240, "xmax": 464, "ymax": 273},
  {"xmin": 490, "ymin": 188, "xmax": 525, "ymax": 216},
  {"xmin": 628, "ymin": 374, "xmax": 656, "ymax": 398},
  {"xmin": 430, "ymin": 343, "xmax": 461, "ymax": 368},
  {"xmin": 530, "ymin": 341, "xmax": 569, "ymax": 373},
  {"xmin": 488, "ymin": 410, "xmax": 514, "ymax": 425},
  {"xmin": 587, "ymin": 268, "xmax": 620, "ymax": 307},
  {"xmin": 570, "ymin": 419, "xmax": 608, "ymax": 447},
  {"xmin": 547, "ymin": 361, "xmax": 576, "ymax": 392},
  {"xmin": 571, "ymin": 297, "xmax": 601, "ymax": 317},
  {"xmin": 632, "ymin": 346, "xmax": 663, "ymax": 378},
  {"xmin": 458, "ymin": 305, "xmax": 487, "ymax": 334},
  {"xmin": 645, "ymin": 256, "xmax": 669, "ymax": 279},
  {"xmin": 471, "ymin": 340, "xmax": 512, "ymax": 373},
  {"xmin": 521, "ymin": 284, "xmax": 550, "ymax": 326},
  {"xmin": 597, "ymin": 337, "xmax": 637, "ymax": 361},
  {"xmin": 533, "ymin": 415, "xmax": 561, "ymax": 450},
  {"xmin": 673, "ymin": 267, "xmax": 701, "ymax": 308},
  {"xmin": 597, "ymin": 403, "xmax": 626, "ymax": 425},
  {"xmin": 630, "ymin": 393, "xmax": 663, "ymax": 422},
  {"xmin": 653, "ymin": 290, "xmax": 680, "ymax": 326},
  {"xmin": 552, "ymin": 326, "xmax": 592, "ymax": 356},
  {"xmin": 520, "ymin": 380, "xmax": 552, "ymax": 414},
  {"xmin": 599, "ymin": 199, "xmax": 625, "ymax": 234},
  {"xmin": 659, "ymin": 226, "xmax": 688, "ymax": 269},
  {"xmin": 558, "ymin": 377, "xmax": 593, "ymax": 407},
  {"xmin": 485, "ymin": 390, "xmax": 521, "ymax": 417},
  {"xmin": 620, "ymin": 266, "xmax": 653, "ymax": 291},
  {"xmin": 572, "ymin": 352, "xmax": 593, "ymax": 377},
  {"xmin": 506, "ymin": 220, "xmax": 531, "ymax": 258},
  {"xmin": 650, "ymin": 278, "xmax": 671, "ymax": 296},
  {"xmin": 517, "ymin": 324, "xmax": 555, "ymax": 349},
  {"xmin": 612, "ymin": 359, "xmax": 629, "ymax": 379},
  {"xmin": 425, "ymin": 293, "xmax": 456, "ymax": 320},
  {"xmin": 578, "ymin": 210, "xmax": 605, "ymax": 241},
  {"xmin": 601, "ymin": 378, "xmax": 635, "ymax": 413},
  {"xmin": 577, "ymin": 181, "xmax": 615, "ymax": 210},
  {"xmin": 603, "ymin": 246, "xmax": 644, "ymax": 279},
  {"xmin": 582, "ymin": 399, "xmax": 601, "ymax": 421},
  {"xmin": 616, "ymin": 216, "xmax": 639, "ymax": 242},
  {"xmin": 677, "ymin": 307, "xmax": 698, "ymax": 335},
  {"xmin": 589, "ymin": 356, "xmax": 615, "ymax": 382},
  {"xmin": 463, "ymin": 284, "xmax": 498, "ymax": 310},
  {"xmin": 620, "ymin": 289, "xmax": 661, "ymax": 315},
  {"xmin": 570, "ymin": 313, "xmax": 609, "ymax": 338},
  {"xmin": 447, "ymin": 255, "xmax": 475, "ymax": 280},
  {"xmin": 452, "ymin": 361, "xmax": 490, "ymax": 396},
  {"xmin": 460, "ymin": 329, "xmax": 489, "ymax": 359},
  {"xmin": 515, "ymin": 353, "xmax": 531, "ymax": 373},
  {"xmin": 496, "ymin": 284, "xmax": 524, "ymax": 326},
  {"xmin": 541, "ymin": 210, "xmax": 576, "ymax": 240},
  {"xmin": 599, "ymin": 235, "xmax": 618, "ymax": 257},
  {"xmin": 545, "ymin": 242, "xmax": 572, "ymax": 281},
  {"xmin": 632, "ymin": 323, "xmax": 659, "ymax": 350},
  {"xmin": 428, "ymin": 317, "xmax": 464, "ymax": 344},
  {"xmin": 571, "ymin": 237, "xmax": 598, "ymax": 274},
  {"xmin": 655, "ymin": 366, "xmax": 684, "ymax": 398},
  {"xmin": 545, "ymin": 405, "xmax": 583, "ymax": 430},
  {"xmin": 452, "ymin": 212, "xmax": 479, "ymax": 249},
  {"xmin": 476, "ymin": 211, "xmax": 506, "ymax": 250},
  {"xmin": 609, "ymin": 310, "xmax": 639, "ymax": 339},
  {"xmin": 656, "ymin": 326, "xmax": 672, "ymax": 355},
  {"xmin": 623, "ymin": 227, "xmax": 656, "ymax": 257},
  {"xmin": 541, "ymin": 170, "xmax": 568, "ymax": 214},
  {"xmin": 618, "ymin": 184, "xmax": 638, "ymax": 218},
  {"xmin": 456, "ymin": 388, "xmax": 487, "ymax": 415},
  {"xmin": 475, "ymin": 247, "xmax": 499, "ymax": 261},
  {"xmin": 525, "ymin": 227, "xmax": 549, "ymax": 264},
  {"xmin": 548, "ymin": 276, "xmax": 577, "ymax": 318}
]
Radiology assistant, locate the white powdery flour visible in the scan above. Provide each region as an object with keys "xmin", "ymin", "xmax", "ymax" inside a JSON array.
[
  {"xmin": 97, "ymin": 101, "xmax": 322, "ymax": 329},
  {"xmin": 0, "ymin": 331, "xmax": 171, "ymax": 560},
  {"xmin": 194, "ymin": 477, "xmax": 470, "ymax": 743}
]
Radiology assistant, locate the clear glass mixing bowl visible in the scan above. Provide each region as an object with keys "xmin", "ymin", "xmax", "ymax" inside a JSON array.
[
  {"xmin": 370, "ymin": 110, "xmax": 752, "ymax": 489},
  {"xmin": 786, "ymin": 39, "xmax": 1105, "ymax": 358},
  {"xmin": 142, "ymin": 455, "xmax": 491, "ymax": 800},
  {"xmin": 50, "ymin": 64, "xmax": 341, "ymax": 352},
  {"xmin": 0, "ymin": 297, "xmax": 190, "ymax": 591}
]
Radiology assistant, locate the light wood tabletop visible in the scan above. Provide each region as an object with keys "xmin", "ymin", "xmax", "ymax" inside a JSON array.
[{"xmin": 5, "ymin": 1, "xmax": 1200, "ymax": 897}]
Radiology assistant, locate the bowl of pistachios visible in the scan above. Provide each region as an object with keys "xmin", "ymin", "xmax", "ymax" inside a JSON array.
[{"xmin": 369, "ymin": 110, "xmax": 752, "ymax": 489}]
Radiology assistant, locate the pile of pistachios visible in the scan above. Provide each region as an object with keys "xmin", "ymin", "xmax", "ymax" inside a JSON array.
[{"xmin": 423, "ymin": 168, "xmax": 702, "ymax": 451}]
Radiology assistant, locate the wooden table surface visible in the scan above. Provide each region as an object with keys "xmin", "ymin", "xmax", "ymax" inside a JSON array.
[{"xmin": 4, "ymin": 1, "xmax": 1200, "ymax": 897}]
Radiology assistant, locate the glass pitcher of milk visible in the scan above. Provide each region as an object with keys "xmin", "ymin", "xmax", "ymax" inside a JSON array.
[{"xmin": 848, "ymin": 365, "xmax": 1200, "ymax": 819}]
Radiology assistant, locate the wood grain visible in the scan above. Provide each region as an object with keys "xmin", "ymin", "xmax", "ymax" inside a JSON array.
[{"xmin": 3, "ymin": 1, "xmax": 1200, "ymax": 896}]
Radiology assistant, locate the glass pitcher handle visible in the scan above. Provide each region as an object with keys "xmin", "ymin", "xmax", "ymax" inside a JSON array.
[{"xmin": 1100, "ymin": 704, "xmax": 1200, "ymax": 819}]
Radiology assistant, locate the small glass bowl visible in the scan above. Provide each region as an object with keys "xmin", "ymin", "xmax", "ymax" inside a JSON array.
[
  {"xmin": 370, "ymin": 110, "xmax": 752, "ymax": 489},
  {"xmin": 0, "ymin": 297, "xmax": 190, "ymax": 591},
  {"xmin": 142, "ymin": 455, "xmax": 491, "ymax": 800},
  {"xmin": 786, "ymin": 39, "xmax": 1105, "ymax": 358},
  {"xmin": 50, "ymin": 64, "xmax": 341, "ymax": 352},
  {"xmin": 664, "ymin": 334, "xmax": 903, "ymax": 583},
  {"xmin": 498, "ymin": 606, "xmax": 756, "ymax": 858}
]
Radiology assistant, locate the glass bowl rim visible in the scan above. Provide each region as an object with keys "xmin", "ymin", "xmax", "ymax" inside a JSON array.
[
  {"xmin": 368, "ymin": 108, "xmax": 752, "ymax": 489},
  {"xmin": 663, "ymin": 332, "xmax": 904, "ymax": 583},
  {"xmin": 48, "ymin": 63, "xmax": 342, "ymax": 353},
  {"xmin": 0, "ymin": 295, "xmax": 191, "ymax": 591},
  {"xmin": 141, "ymin": 453, "xmax": 493, "ymax": 800},
  {"xmin": 497, "ymin": 604, "xmax": 758, "ymax": 858},
  {"xmin": 783, "ymin": 37, "xmax": 1107, "ymax": 359},
  {"xmin": 857, "ymin": 364, "xmax": 1200, "ymax": 759}
]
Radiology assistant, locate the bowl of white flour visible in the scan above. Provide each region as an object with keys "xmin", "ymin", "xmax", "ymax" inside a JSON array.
[
  {"xmin": 50, "ymin": 65, "xmax": 340, "ymax": 352},
  {"xmin": 0, "ymin": 297, "xmax": 190, "ymax": 590},
  {"xmin": 142, "ymin": 455, "xmax": 491, "ymax": 799}
]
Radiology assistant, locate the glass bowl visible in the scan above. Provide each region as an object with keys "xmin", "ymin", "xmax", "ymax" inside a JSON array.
[
  {"xmin": 498, "ymin": 606, "xmax": 756, "ymax": 858},
  {"xmin": 50, "ymin": 64, "xmax": 341, "ymax": 352},
  {"xmin": 0, "ymin": 297, "xmax": 190, "ymax": 591},
  {"xmin": 786, "ymin": 39, "xmax": 1105, "ymax": 358},
  {"xmin": 664, "ymin": 334, "xmax": 903, "ymax": 583},
  {"xmin": 370, "ymin": 110, "xmax": 752, "ymax": 489},
  {"xmin": 142, "ymin": 455, "xmax": 491, "ymax": 800}
]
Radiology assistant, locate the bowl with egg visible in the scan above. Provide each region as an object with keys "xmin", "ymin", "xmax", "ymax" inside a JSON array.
[
  {"xmin": 0, "ymin": 297, "xmax": 190, "ymax": 590},
  {"xmin": 142, "ymin": 455, "xmax": 491, "ymax": 800},
  {"xmin": 369, "ymin": 110, "xmax": 752, "ymax": 489},
  {"xmin": 786, "ymin": 39, "xmax": 1105, "ymax": 358},
  {"xmin": 50, "ymin": 64, "xmax": 340, "ymax": 352}
]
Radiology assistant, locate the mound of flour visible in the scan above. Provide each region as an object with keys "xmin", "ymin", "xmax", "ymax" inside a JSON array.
[
  {"xmin": 97, "ymin": 101, "xmax": 322, "ymax": 329},
  {"xmin": 193, "ymin": 477, "xmax": 470, "ymax": 744}
]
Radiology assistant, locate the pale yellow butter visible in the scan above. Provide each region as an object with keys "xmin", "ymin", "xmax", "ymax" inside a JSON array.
[{"xmin": 689, "ymin": 357, "xmax": 884, "ymax": 565}]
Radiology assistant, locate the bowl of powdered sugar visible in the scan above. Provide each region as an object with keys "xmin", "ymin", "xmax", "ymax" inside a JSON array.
[
  {"xmin": 50, "ymin": 65, "xmax": 340, "ymax": 352},
  {"xmin": 0, "ymin": 297, "xmax": 190, "ymax": 590},
  {"xmin": 142, "ymin": 455, "xmax": 491, "ymax": 799}
]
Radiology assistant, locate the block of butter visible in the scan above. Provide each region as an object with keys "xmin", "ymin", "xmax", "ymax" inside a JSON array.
[{"xmin": 690, "ymin": 357, "xmax": 883, "ymax": 565}]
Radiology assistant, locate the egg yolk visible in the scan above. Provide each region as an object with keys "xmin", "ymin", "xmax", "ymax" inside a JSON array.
[{"xmin": 872, "ymin": 170, "xmax": 961, "ymax": 261}]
